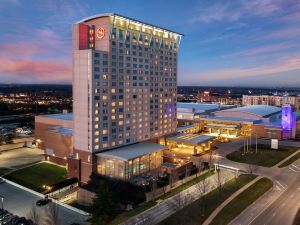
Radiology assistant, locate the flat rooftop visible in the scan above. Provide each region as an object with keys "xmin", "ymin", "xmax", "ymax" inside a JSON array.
[
  {"xmin": 201, "ymin": 116, "xmax": 260, "ymax": 124},
  {"xmin": 217, "ymin": 105, "xmax": 281, "ymax": 118},
  {"xmin": 49, "ymin": 127, "xmax": 73, "ymax": 136},
  {"xmin": 176, "ymin": 124, "xmax": 198, "ymax": 132},
  {"xmin": 96, "ymin": 142, "xmax": 166, "ymax": 161},
  {"xmin": 40, "ymin": 113, "xmax": 73, "ymax": 121},
  {"xmin": 177, "ymin": 102, "xmax": 233, "ymax": 111},
  {"xmin": 167, "ymin": 133, "xmax": 214, "ymax": 146}
]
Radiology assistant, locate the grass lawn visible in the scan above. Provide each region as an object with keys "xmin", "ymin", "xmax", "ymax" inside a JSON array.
[
  {"xmin": 226, "ymin": 144, "xmax": 299, "ymax": 167},
  {"xmin": 159, "ymin": 174, "xmax": 257, "ymax": 225},
  {"xmin": 0, "ymin": 167, "xmax": 12, "ymax": 176},
  {"xmin": 108, "ymin": 170, "xmax": 214, "ymax": 225},
  {"xmin": 160, "ymin": 170, "xmax": 215, "ymax": 200},
  {"xmin": 4, "ymin": 162, "xmax": 67, "ymax": 192},
  {"xmin": 209, "ymin": 177, "xmax": 273, "ymax": 225},
  {"xmin": 278, "ymin": 151, "xmax": 300, "ymax": 168},
  {"xmin": 294, "ymin": 208, "xmax": 300, "ymax": 225}
]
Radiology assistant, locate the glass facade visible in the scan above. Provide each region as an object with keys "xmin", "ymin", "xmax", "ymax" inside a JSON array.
[{"xmin": 97, "ymin": 151, "xmax": 163, "ymax": 179}]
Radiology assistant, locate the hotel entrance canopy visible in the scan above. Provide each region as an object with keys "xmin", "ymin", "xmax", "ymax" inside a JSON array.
[
  {"xmin": 205, "ymin": 123, "xmax": 240, "ymax": 130},
  {"xmin": 166, "ymin": 133, "xmax": 214, "ymax": 146}
]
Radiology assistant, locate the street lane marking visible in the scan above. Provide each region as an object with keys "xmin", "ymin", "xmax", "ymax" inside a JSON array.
[
  {"xmin": 275, "ymin": 180, "xmax": 287, "ymax": 190},
  {"xmin": 247, "ymin": 199, "xmax": 274, "ymax": 225},
  {"xmin": 291, "ymin": 164, "xmax": 300, "ymax": 170},
  {"xmin": 289, "ymin": 166, "xmax": 297, "ymax": 172},
  {"xmin": 274, "ymin": 185, "xmax": 281, "ymax": 191}
]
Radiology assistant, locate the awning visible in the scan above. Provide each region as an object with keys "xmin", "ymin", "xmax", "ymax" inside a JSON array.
[
  {"xmin": 167, "ymin": 133, "xmax": 214, "ymax": 146},
  {"xmin": 96, "ymin": 142, "xmax": 166, "ymax": 161}
]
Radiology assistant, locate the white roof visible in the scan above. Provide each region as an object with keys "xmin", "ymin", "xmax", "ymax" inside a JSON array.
[
  {"xmin": 96, "ymin": 142, "xmax": 166, "ymax": 161},
  {"xmin": 217, "ymin": 105, "xmax": 281, "ymax": 118},
  {"xmin": 42, "ymin": 113, "xmax": 73, "ymax": 121},
  {"xmin": 167, "ymin": 133, "xmax": 214, "ymax": 145}
]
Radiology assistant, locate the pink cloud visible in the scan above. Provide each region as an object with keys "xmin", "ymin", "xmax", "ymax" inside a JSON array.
[
  {"xmin": 0, "ymin": 43, "xmax": 47, "ymax": 59},
  {"xmin": 0, "ymin": 59, "xmax": 71, "ymax": 83},
  {"xmin": 266, "ymin": 27, "xmax": 300, "ymax": 39}
]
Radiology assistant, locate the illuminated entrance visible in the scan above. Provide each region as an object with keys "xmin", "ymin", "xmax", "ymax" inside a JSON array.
[
  {"xmin": 166, "ymin": 133, "xmax": 214, "ymax": 155},
  {"xmin": 205, "ymin": 123, "xmax": 240, "ymax": 138}
]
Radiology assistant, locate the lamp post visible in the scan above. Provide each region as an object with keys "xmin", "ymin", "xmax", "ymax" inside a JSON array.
[
  {"xmin": 0, "ymin": 195, "xmax": 3, "ymax": 211},
  {"xmin": 255, "ymin": 133, "xmax": 258, "ymax": 154}
]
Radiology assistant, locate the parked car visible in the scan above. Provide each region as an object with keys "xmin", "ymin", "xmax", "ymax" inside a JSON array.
[
  {"xmin": 12, "ymin": 217, "xmax": 29, "ymax": 225},
  {"xmin": 36, "ymin": 198, "xmax": 51, "ymax": 207},
  {"xmin": 0, "ymin": 213, "xmax": 13, "ymax": 224}
]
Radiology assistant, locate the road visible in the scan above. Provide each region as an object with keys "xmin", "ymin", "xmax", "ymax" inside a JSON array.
[
  {"xmin": 121, "ymin": 170, "xmax": 235, "ymax": 225},
  {"xmin": 229, "ymin": 160, "xmax": 300, "ymax": 225},
  {"xmin": 0, "ymin": 182, "xmax": 89, "ymax": 225},
  {"xmin": 210, "ymin": 138, "xmax": 300, "ymax": 225}
]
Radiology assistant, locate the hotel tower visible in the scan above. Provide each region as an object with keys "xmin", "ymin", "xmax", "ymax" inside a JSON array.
[{"xmin": 70, "ymin": 13, "xmax": 182, "ymax": 182}]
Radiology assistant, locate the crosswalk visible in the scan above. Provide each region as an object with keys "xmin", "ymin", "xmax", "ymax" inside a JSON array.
[
  {"xmin": 288, "ymin": 164, "xmax": 300, "ymax": 172},
  {"xmin": 274, "ymin": 180, "xmax": 287, "ymax": 191}
]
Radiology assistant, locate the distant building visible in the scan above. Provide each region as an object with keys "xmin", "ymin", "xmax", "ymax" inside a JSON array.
[
  {"xmin": 242, "ymin": 95, "xmax": 300, "ymax": 110},
  {"xmin": 197, "ymin": 90, "xmax": 229, "ymax": 104}
]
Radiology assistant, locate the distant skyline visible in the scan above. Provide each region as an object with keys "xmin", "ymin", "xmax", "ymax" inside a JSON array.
[{"xmin": 0, "ymin": 0, "xmax": 300, "ymax": 86}]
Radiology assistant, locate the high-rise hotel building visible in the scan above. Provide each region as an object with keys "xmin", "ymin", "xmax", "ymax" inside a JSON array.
[{"xmin": 36, "ymin": 13, "xmax": 182, "ymax": 182}]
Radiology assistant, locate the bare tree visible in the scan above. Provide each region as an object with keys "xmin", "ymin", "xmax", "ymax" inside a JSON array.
[
  {"xmin": 167, "ymin": 192, "xmax": 192, "ymax": 225},
  {"xmin": 195, "ymin": 176, "xmax": 209, "ymax": 216},
  {"xmin": 214, "ymin": 168, "xmax": 226, "ymax": 195},
  {"xmin": 45, "ymin": 202, "xmax": 60, "ymax": 225},
  {"xmin": 246, "ymin": 163, "xmax": 259, "ymax": 175},
  {"xmin": 27, "ymin": 205, "xmax": 40, "ymax": 225}
]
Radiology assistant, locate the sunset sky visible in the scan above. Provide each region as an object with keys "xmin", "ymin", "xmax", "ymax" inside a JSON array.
[{"xmin": 0, "ymin": 0, "xmax": 300, "ymax": 87}]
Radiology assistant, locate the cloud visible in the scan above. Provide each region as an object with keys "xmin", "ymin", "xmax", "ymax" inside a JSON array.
[
  {"xmin": 191, "ymin": 0, "xmax": 288, "ymax": 23},
  {"xmin": 180, "ymin": 56, "xmax": 300, "ymax": 85},
  {"xmin": 265, "ymin": 27, "xmax": 300, "ymax": 39},
  {"xmin": 0, "ymin": 59, "xmax": 71, "ymax": 83},
  {"xmin": 222, "ymin": 43, "xmax": 296, "ymax": 58}
]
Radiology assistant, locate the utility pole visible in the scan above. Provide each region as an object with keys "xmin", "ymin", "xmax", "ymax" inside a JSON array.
[
  {"xmin": 256, "ymin": 133, "xmax": 258, "ymax": 154},
  {"xmin": 246, "ymin": 136, "xmax": 249, "ymax": 153},
  {"xmin": 243, "ymin": 137, "xmax": 246, "ymax": 155}
]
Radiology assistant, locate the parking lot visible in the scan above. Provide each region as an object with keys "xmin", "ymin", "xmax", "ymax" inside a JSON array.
[
  {"xmin": 0, "ymin": 147, "xmax": 44, "ymax": 169},
  {"xmin": 0, "ymin": 182, "xmax": 89, "ymax": 225}
]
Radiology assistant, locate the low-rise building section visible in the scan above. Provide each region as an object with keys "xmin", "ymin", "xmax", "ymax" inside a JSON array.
[{"xmin": 242, "ymin": 95, "xmax": 300, "ymax": 111}]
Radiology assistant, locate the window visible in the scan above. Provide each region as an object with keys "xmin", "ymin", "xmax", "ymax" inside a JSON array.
[{"xmin": 119, "ymin": 29, "xmax": 124, "ymax": 41}]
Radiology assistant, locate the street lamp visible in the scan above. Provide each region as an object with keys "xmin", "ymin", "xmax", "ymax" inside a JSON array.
[{"xmin": 0, "ymin": 195, "xmax": 3, "ymax": 211}]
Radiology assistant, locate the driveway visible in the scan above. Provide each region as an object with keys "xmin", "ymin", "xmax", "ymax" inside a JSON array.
[
  {"xmin": 0, "ymin": 147, "xmax": 44, "ymax": 169},
  {"xmin": 0, "ymin": 182, "xmax": 89, "ymax": 225}
]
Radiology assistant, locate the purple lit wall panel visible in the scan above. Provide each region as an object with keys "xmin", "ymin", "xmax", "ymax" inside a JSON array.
[{"xmin": 281, "ymin": 106, "xmax": 295, "ymax": 131}]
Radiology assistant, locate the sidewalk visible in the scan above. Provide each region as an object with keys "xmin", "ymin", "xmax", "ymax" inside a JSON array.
[
  {"xmin": 274, "ymin": 148, "xmax": 300, "ymax": 168},
  {"xmin": 202, "ymin": 176, "xmax": 262, "ymax": 225},
  {"xmin": 120, "ymin": 170, "xmax": 235, "ymax": 225}
]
